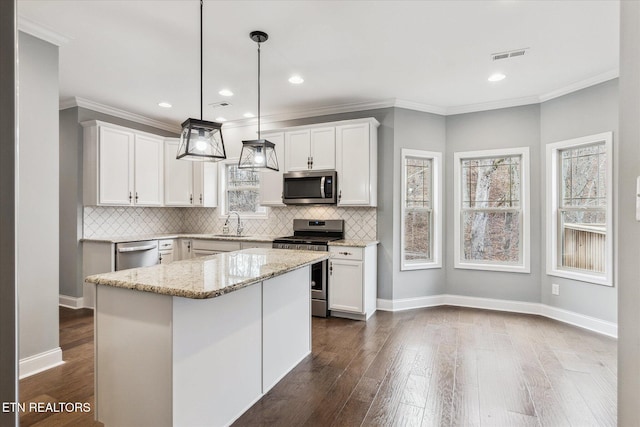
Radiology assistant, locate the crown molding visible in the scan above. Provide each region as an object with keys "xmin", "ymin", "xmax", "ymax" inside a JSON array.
[
  {"xmin": 445, "ymin": 95, "xmax": 541, "ymax": 116},
  {"xmin": 393, "ymin": 99, "xmax": 447, "ymax": 115},
  {"xmin": 60, "ymin": 97, "xmax": 181, "ymax": 134},
  {"xmin": 18, "ymin": 17, "xmax": 70, "ymax": 46},
  {"xmin": 538, "ymin": 68, "xmax": 619, "ymax": 102}
]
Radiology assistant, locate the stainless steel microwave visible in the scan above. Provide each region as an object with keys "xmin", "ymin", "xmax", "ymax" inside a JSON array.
[{"xmin": 282, "ymin": 170, "xmax": 337, "ymax": 205}]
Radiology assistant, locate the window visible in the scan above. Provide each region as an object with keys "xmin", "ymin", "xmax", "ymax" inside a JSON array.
[
  {"xmin": 401, "ymin": 149, "xmax": 442, "ymax": 270},
  {"xmin": 546, "ymin": 132, "xmax": 613, "ymax": 286},
  {"xmin": 454, "ymin": 147, "xmax": 530, "ymax": 273},
  {"xmin": 218, "ymin": 159, "xmax": 267, "ymax": 217}
]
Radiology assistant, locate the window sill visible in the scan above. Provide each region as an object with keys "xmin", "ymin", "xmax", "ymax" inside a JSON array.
[
  {"xmin": 455, "ymin": 261, "xmax": 530, "ymax": 274},
  {"xmin": 547, "ymin": 268, "xmax": 612, "ymax": 287},
  {"xmin": 401, "ymin": 261, "xmax": 441, "ymax": 271}
]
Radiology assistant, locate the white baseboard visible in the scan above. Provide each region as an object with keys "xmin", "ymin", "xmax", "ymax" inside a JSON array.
[
  {"xmin": 59, "ymin": 294, "xmax": 85, "ymax": 309},
  {"xmin": 376, "ymin": 294, "xmax": 617, "ymax": 338},
  {"xmin": 19, "ymin": 347, "xmax": 64, "ymax": 379}
]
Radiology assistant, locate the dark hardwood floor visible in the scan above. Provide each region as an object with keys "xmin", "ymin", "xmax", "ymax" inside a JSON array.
[{"xmin": 19, "ymin": 306, "xmax": 616, "ymax": 426}]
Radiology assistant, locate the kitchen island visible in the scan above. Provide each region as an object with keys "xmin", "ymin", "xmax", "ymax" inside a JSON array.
[{"xmin": 84, "ymin": 248, "xmax": 328, "ymax": 427}]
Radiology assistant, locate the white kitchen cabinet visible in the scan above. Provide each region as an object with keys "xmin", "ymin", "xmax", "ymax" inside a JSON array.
[
  {"xmin": 158, "ymin": 239, "xmax": 175, "ymax": 264},
  {"xmin": 180, "ymin": 239, "xmax": 193, "ymax": 260},
  {"xmin": 164, "ymin": 139, "xmax": 217, "ymax": 207},
  {"xmin": 328, "ymin": 244, "xmax": 377, "ymax": 320},
  {"xmin": 335, "ymin": 120, "xmax": 378, "ymax": 207},
  {"xmin": 285, "ymin": 127, "xmax": 335, "ymax": 171},
  {"xmin": 259, "ymin": 132, "xmax": 285, "ymax": 206},
  {"xmin": 83, "ymin": 121, "xmax": 164, "ymax": 206}
]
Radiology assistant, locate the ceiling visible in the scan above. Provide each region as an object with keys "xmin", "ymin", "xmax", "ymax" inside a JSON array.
[{"xmin": 17, "ymin": 0, "xmax": 619, "ymax": 129}]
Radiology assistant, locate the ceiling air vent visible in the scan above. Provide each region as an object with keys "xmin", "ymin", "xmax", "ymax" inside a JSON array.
[
  {"xmin": 491, "ymin": 48, "xmax": 529, "ymax": 61},
  {"xmin": 209, "ymin": 101, "xmax": 232, "ymax": 109}
]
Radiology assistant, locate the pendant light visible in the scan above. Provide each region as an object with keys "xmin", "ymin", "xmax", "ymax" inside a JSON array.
[
  {"xmin": 176, "ymin": 0, "xmax": 226, "ymax": 161},
  {"xmin": 238, "ymin": 31, "xmax": 279, "ymax": 171}
]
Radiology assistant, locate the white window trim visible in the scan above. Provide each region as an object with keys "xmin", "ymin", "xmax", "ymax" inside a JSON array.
[
  {"xmin": 218, "ymin": 158, "xmax": 268, "ymax": 219},
  {"xmin": 454, "ymin": 147, "xmax": 531, "ymax": 273},
  {"xmin": 400, "ymin": 149, "xmax": 442, "ymax": 271},
  {"xmin": 545, "ymin": 132, "xmax": 613, "ymax": 286}
]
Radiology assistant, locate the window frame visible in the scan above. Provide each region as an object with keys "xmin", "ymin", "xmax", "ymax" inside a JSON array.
[
  {"xmin": 400, "ymin": 149, "xmax": 442, "ymax": 271},
  {"xmin": 218, "ymin": 158, "xmax": 268, "ymax": 218},
  {"xmin": 453, "ymin": 147, "xmax": 531, "ymax": 273},
  {"xmin": 546, "ymin": 132, "xmax": 613, "ymax": 286}
]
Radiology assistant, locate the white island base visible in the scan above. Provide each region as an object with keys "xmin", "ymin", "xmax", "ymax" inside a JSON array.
[{"xmin": 94, "ymin": 266, "xmax": 311, "ymax": 427}]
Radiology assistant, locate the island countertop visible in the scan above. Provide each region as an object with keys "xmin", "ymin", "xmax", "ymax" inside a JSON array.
[{"xmin": 84, "ymin": 248, "xmax": 329, "ymax": 299}]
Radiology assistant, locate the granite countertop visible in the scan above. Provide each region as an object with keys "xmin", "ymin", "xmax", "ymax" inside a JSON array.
[
  {"xmin": 81, "ymin": 234, "xmax": 279, "ymax": 244},
  {"xmin": 329, "ymin": 240, "xmax": 379, "ymax": 248},
  {"xmin": 84, "ymin": 248, "xmax": 329, "ymax": 299}
]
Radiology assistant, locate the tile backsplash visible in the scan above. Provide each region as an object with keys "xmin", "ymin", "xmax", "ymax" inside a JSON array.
[{"xmin": 84, "ymin": 206, "xmax": 377, "ymax": 241}]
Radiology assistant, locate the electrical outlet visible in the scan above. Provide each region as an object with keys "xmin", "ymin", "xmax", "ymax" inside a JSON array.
[{"xmin": 552, "ymin": 283, "xmax": 560, "ymax": 296}]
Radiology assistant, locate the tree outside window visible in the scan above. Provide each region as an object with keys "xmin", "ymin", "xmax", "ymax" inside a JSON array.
[
  {"xmin": 454, "ymin": 147, "xmax": 530, "ymax": 273},
  {"xmin": 219, "ymin": 160, "xmax": 267, "ymax": 217}
]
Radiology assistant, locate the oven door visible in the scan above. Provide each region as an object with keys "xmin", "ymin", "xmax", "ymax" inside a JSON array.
[{"xmin": 310, "ymin": 260, "xmax": 328, "ymax": 317}]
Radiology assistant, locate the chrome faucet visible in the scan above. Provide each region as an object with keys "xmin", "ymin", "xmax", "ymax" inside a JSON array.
[{"xmin": 224, "ymin": 211, "xmax": 243, "ymax": 236}]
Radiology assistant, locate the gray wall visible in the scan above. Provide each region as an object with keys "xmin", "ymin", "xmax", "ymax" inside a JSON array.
[
  {"xmin": 59, "ymin": 107, "xmax": 177, "ymax": 297},
  {"xmin": 18, "ymin": 32, "xmax": 60, "ymax": 360},
  {"xmin": 0, "ymin": 1, "xmax": 17, "ymax": 424},
  {"xmin": 618, "ymin": 1, "xmax": 640, "ymax": 423},
  {"xmin": 445, "ymin": 105, "xmax": 542, "ymax": 302},
  {"xmin": 392, "ymin": 108, "xmax": 447, "ymax": 299},
  {"xmin": 540, "ymin": 80, "xmax": 618, "ymax": 322}
]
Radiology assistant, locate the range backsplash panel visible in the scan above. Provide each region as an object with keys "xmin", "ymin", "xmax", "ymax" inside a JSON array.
[{"xmin": 84, "ymin": 206, "xmax": 377, "ymax": 241}]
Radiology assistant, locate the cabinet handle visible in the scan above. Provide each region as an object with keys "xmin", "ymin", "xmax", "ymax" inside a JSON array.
[
  {"xmin": 190, "ymin": 193, "xmax": 193, "ymax": 204},
  {"xmin": 339, "ymin": 251, "xmax": 352, "ymax": 256},
  {"xmin": 308, "ymin": 156, "xmax": 312, "ymax": 170},
  {"xmin": 128, "ymin": 192, "xmax": 132, "ymax": 202},
  {"xmin": 338, "ymin": 190, "xmax": 342, "ymax": 202},
  {"xmin": 135, "ymin": 192, "xmax": 139, "ymax": 202},
  {"xmin": 199, "ymin": 194, "xmax": 203, "ymax": 203},
  {"xmin": 159, "ymin": 254, "xmax": 162, "ymax": 263},
  {"xmin": 329, "ymin": 262, "xmax": 332, "ymax": 275}
]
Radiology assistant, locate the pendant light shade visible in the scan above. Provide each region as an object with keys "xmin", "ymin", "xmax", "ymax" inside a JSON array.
[
  {"xmin": 177, "ymin": 118, "xmax": 225, "ymax": 161},
  {"xmin": 238, "ymin": 31, "xmax": 279, "ymax": 171},
  {"xmin": 176, "ymin": 0, "xmax": 226, "ymax": 162}
]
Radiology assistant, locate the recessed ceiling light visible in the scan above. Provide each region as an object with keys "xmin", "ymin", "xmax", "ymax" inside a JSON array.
[
  {"xmin": 158, "ymin": 101, "xmax": 172, "ymax": 108},
  {"xmin": 243, "ymin": 112, "xmax": 255, "ymax": 118},
  {"xmin": 488, "ymin": 73, "xmax": 506, "ymax": 82},
  {"xmin": 288, "ymin": 75, "xmax": 304, "ymax": 85},
  {"xmin": 215, "ymin": 117, "xmax": 227, "ymax": 122},
  {"xmin": 218, "ymin": 89, "xmax": 234, "ymax": 97}
]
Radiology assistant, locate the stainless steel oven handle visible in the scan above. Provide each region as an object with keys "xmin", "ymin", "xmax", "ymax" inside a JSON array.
[
  {"xmin": 320, "ymin": 176, "xmax": 325, "ymax": 198},
  {"xmin": 117, "ymin": 244, "xmax": 157, "ymax": 253}
]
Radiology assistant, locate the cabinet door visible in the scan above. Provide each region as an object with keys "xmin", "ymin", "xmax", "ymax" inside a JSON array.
[
  {"xmin": 164, "ymin": 139, "xmax": 194, "ymax": 206},
  {"xmin": 336, "ymin": 123, "xmax": 371, "ymax": 206},
  {"xmin": 329, "ymin": 259, "xmax": 363, "ymax": 313},
  {"xmin": 310, "ymin": 127, "xmax": 335, "ymax": 170},
  {"xmin": 193, "ymin": 162, "xmax": 218, "ymax": 207},
  {"xmin": 180, "ymin": 239, "xmax": 192, "ymax": 260},
  {"xmin": 134, "ymin": 134, "xmax": 163, "ymax": 206},
  {"xmin": 98, "ymin": 126, "xmax": 134, "ymax": 205},
  {"xmin": 285, "ymin": 129, "xmax": 311, "ymax": 171},
  {"xmin": 259, "ymin": 132, "xmax": 285, "ymax": 206},
  {"xmin": 159, "ymin": 250, "xmax": 174, "ymax": 264}
]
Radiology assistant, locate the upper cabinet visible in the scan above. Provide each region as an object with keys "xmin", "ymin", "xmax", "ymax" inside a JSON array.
[
  {"xmin": 285, "ymin": 127, "xmax": 335, "ymax": 171},
  {"xmin": 83, "ymin": 121, "xmax": 163, "ymax": 206},
  {"xmin": 259, "ymin": 132, "xmax": 285, "ymax": 206},
  {"xmin": 336, "ymin": 121, "xmax": 377, "ymax": 207},
  {"xmin": 164, "ymin": 138, "xmax": 217, "ymax": 207}
]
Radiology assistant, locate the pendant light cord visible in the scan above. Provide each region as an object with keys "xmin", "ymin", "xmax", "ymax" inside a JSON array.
[
  {"xmin": 200, "ymin": 0, "xmax": 203, "ymax": 121},
  {"xmin": 257, "ymin": 41, "xmax": 261, "ymax": 139}
]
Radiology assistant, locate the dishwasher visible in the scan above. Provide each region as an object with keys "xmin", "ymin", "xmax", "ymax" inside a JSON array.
[{"xmin": 115, "ymin": 240, "xmax": 159, "ymax": 271}]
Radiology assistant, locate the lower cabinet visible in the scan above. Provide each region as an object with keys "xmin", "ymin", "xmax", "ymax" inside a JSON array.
[
  {"xmin": 328, "ymin": 245, "xmax": 377, "ymax": 320},
  {"xmin": 158, "ymin": 239, "xmax": 175, "ymax": 264}
]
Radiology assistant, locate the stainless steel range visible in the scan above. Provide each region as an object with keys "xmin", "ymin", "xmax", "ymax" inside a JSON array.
[{"xmin": 273, "ymin": 219, "xmax": 344, "ymax": 317}]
